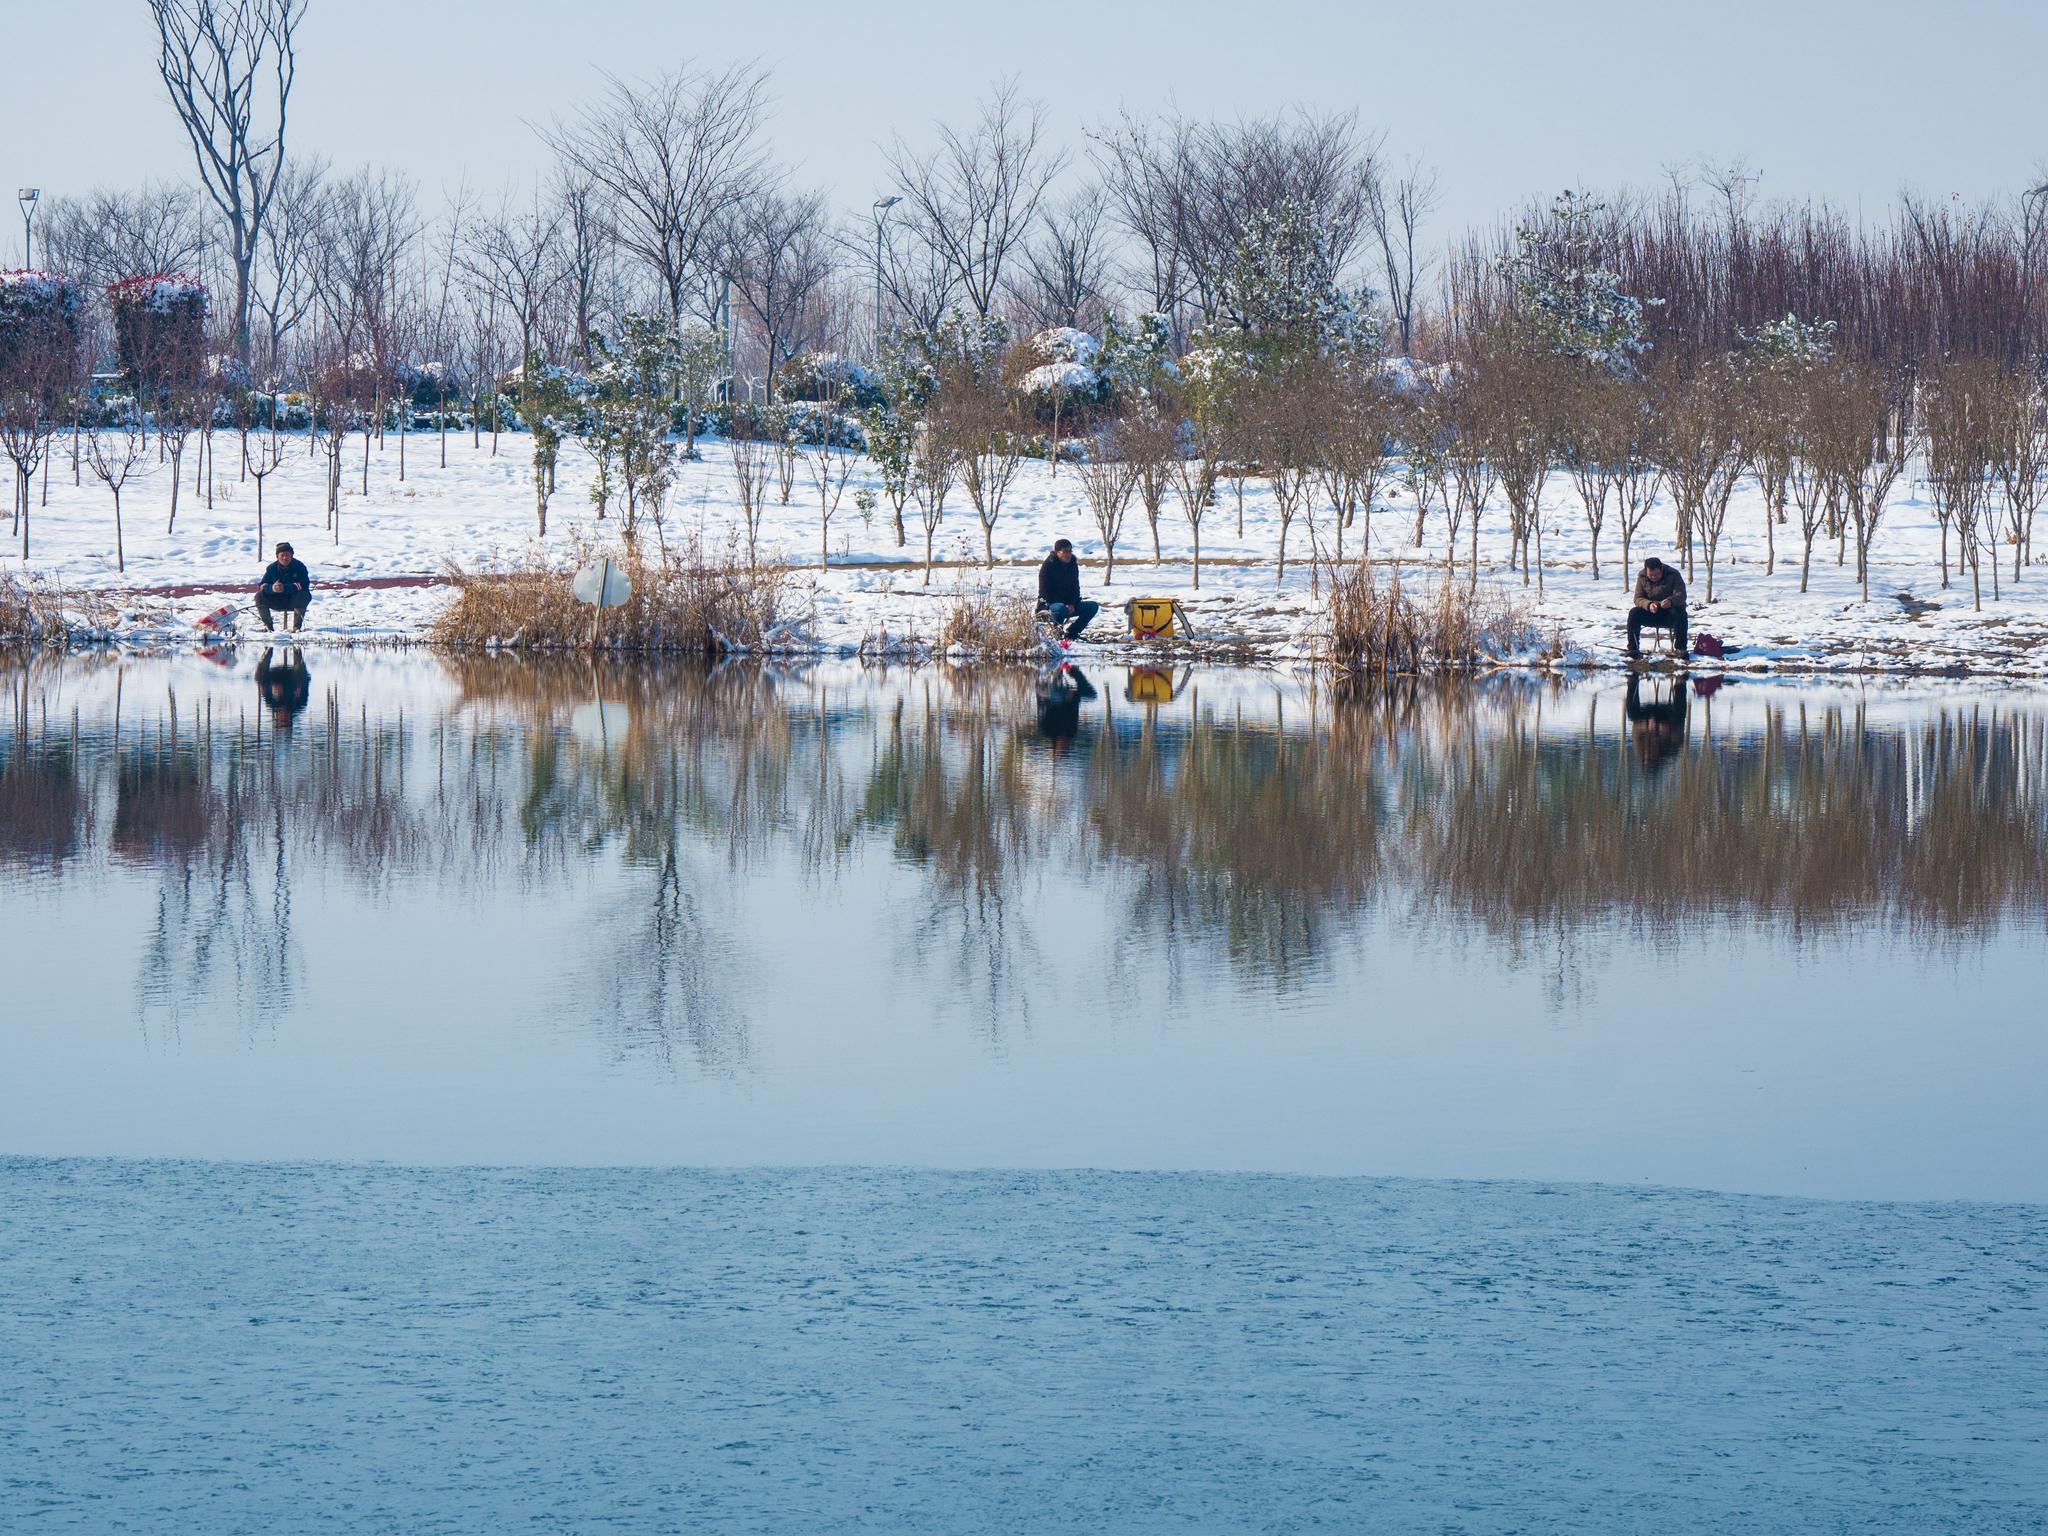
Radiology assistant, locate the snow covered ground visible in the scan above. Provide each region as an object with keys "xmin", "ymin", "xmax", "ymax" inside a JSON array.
[
  {"xmin": 3, "ymin": 1158, "xmax": 2042, "ymax": 1535},
  {"xmin": 10, "ymin": 425, "xmax": 2048, "ymax": 672}
]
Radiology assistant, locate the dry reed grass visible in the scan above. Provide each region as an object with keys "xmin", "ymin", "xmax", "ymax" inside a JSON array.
[
  {"xmin": 429, "ymin": 533, "xmax": 791, "ymax": 654},
  {"xmin": 935, "ymin": 586, "xmax": 1049, "ymax": 659},
  {"xmin": 1321, "ymin": 564, "xmax": 1536, "ymax": 673},
  {"xmin": 0, "ymin": 573, "xmax": 76, "ymax": 650}
]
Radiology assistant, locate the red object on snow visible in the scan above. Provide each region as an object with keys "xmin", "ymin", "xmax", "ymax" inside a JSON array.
[
  {"xmin": 194, "ymin": 603, "xmax": 238, "ymax": 632},
  {"xmin": 1692, "ymin": 631, "xmax": 1724, "ymax": 659}
]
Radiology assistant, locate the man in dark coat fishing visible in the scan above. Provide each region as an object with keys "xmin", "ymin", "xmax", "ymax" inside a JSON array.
[
  {"xmin": 1036, "ymin": 538, "xmax": 1099, "ymax": 642},
  {"xmin": 1626, "ymin": 556, "xmax": 1687, "ymax": 660},
  {"xmin": 255, "ymin": 542, "xmax": 312, "ymax": 633}
]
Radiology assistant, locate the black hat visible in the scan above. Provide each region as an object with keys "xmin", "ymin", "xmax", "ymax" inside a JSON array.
[{"xmin": 1053, "ymin": 538, "xmax": 1073, "ymax": 552}]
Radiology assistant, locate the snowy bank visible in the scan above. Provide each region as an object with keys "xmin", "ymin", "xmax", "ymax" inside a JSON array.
[{"xmin": 9, "ymin": 427, "xmax": 2048, "ymax": 673}]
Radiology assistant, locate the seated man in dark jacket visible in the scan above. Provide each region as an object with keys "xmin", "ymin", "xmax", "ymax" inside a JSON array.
[
  {"xmin": 1626, "ymin": 556, "xmax": 1687, "ymax": 659},
  {"xmin": 255, "ymin": 541, "xmax": 312, "ymax": 632},
  {"xmin": 1036, "ymin": 538, "xmax": 1099, "ymax": 642}
]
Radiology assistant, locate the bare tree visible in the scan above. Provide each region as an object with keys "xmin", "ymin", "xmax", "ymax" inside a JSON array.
[
  {"xmin": 1178, "ymin": 111, "xmax": 1381, "ymax": 330},
  {"xmin": 546, "ymin": 63, "xmax": 772, "ymax": 331},
  {"xmin": 1076, "ymin": 421, "xmax": 1138, "ymax": 583},
  {"xmin": 884, "ymin": 81, "xmax": 1067, "ymax": 321},
  {"xmin": 1089, "ymin": 110, "xmax": 1195, "ymax": 320},
  {"xmin": 253, "ymin": 155, "xmax": 326, "ymax": 379},
  {"xmin": 458, "ymin": 188, "xmax": 565, "ymax": 364},
  {"xmin": 868, "ymin": 221, "xmax": 956, "ymax": 336},
  {"xmin": 1010, "ymin": 184, "xmax": 1109, "ymax": 329},
  {"xmin": 1365, "ymin": 156, "xmax": 1438, "ymax": 357},
  {"xmin": 1, "ymin": 287, "xmax": 80, "ymax": 557},
  {"xmin": 84, "ymin": 408, "xmax": 152, "ymax": 573},
  {"xmin": 799, "ymin": 399, "xmax": 856, "ymax": 569},
  {"xmin": 948, "ymin": 366, "xmax": 1025, "ymax": 567},
  {"xmin": 556, "ymin": 171, "xmax": 612, "ymax": 365},
  {"xmin": 723, "ymin": 188, "xmax": 833, "ymax": 397},
  {"xmin": 1989, "ymin": 366, "xmax": 2045, "ymax": 579},
  {"xmin": 148, "ymin": 0, "xmax": 306, "ymax": 367},
  {"xmin": 1922, "ymin": 358, "xmax": 2000, "ymax": 611},
  {"xmin": 910, "ymin": 414, "xmax": 959, "ymax": 584},
  {"xmin": 727, "ymin": 428, "xmax": 773, "ymax": 568},
  {"xmin": 244, "ymin": 408, "xmax": 286, "ymax": 552},
  {"xmin": 38, "ymin": 184, "xmax": 211, "ymax": 294}
]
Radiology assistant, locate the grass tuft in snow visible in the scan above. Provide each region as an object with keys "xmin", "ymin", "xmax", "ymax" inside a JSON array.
[
  {"xmin": 1320, "ymin": 564, "xmax": 1536, "ymax": 673},
  {"xmin": 0, "ymin": 573, "xmax": 82, "ymax": 651},
  {"xmin": 936, "ymin": 586, "xmax": 1048, "ymax": 659},
  {"xmin": 430, "ymin": 533, "xmax": 789, "ymax": 655}
]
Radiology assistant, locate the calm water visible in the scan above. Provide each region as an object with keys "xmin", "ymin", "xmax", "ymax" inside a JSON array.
[
  {"xmin": 1, "ymin": 652, "xmax": 2045, "ymax": 1200},
  {"xmin": 4, "ymin": 654, "xmax": 2046, "ymax": 1533}
]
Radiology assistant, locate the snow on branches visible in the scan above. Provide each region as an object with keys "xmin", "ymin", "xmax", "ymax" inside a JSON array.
[
  {"xmin": 0, "ymin": 271, "xmax": 83, "ymax": 373},
  {"xmin": 1495, "ymin": 191, "xmax": 1654, "ymax": 370},
  {"xmin": 108, "ymin": 273, "xmax": 209, "ymax": 389}
]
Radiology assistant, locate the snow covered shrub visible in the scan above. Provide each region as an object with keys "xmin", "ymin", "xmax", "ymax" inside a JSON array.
[
  {"xmin": 245, "ymin": 390, "xmax": 312, "ymax": 430},
  {"xmin": 1007, "ymin": 326, "xmax": 1107, "ymax": 462},
  {"xmin": 777, "ymin": 350, "xmax": 884, "ymax": 409},
  {"xmin": 1097, "ymin": 310, "xmax": 1176, "ymax": 409},
  {"xmin": 0, "ymin": 271, "xmax": 83, "ymax": 372},
  {"xmin": 107, "ymin": 274, "xmax": 208, "ymax": 389},
  {"xmin": 1494, "ymin": 191, "xmax": 1653, "ymax": 370},
  {"xmin": 777, "ymin": 400, "xmax": 864, "ymax": 449}
]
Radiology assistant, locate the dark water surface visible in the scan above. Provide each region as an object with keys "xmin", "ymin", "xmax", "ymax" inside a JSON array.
[{"xmin": 1, "ymin": 652, "xmax": 2043, "ymax": 1201}]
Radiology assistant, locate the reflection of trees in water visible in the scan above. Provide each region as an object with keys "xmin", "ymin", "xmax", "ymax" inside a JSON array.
[
  {"xmin": 0, "ymin": 672, "xmax": 89, "ymax": 870},
  {"xmin": 448, "ymin": 658, "xmax": 821, "ymax": 1070},
  {"xmin": 1408, "ymin": 695, "xmax": 2048, "ymax": 943},
  {"xmin": 856, "ymin": 675, "xmax": 1051, "ymax": 1037},
  {"xmin": 11, "ymin": 659, "xmax": 2048, "ymax": 1051}
]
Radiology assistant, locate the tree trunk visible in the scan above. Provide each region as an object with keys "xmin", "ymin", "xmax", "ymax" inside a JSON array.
[{"xmin": 166, "ymin": 446, "xmax": 183, "ymax": 534}]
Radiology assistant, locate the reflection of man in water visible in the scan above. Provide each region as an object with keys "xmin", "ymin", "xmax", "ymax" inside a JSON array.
[
  {"xmin": 1037, "ymin": 664, "xmax": 1097, "ymax": 748},
  {"xmin": 256, "ymin": 647, "xmax": 312, "ymax": 732},
  {"xmin": 1624, "ymin": 674, "xmax": 1688, "ymax": 773}
]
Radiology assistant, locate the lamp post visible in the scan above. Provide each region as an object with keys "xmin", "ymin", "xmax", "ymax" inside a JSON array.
[
  {"xmin": 871, "ymin": 195, "xmax": 900, "ymax": 358},
  {"xmin": 18, "ymin": 188, "xmax": 39, "ymax": 269}
]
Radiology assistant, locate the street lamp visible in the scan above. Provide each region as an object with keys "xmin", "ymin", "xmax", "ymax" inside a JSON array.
[
  {"xmin": 871, "ymin": 195, "xmax": 900, "ymax": 355},
  {"xmin": 17, "ymin": 188, "xmax": 39, "ymax": 269}
]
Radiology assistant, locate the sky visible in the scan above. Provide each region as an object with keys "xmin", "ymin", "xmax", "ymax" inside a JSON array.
[{"xmin": 5, "ymin": 0, "xmax": 2046, "ymax": 268}]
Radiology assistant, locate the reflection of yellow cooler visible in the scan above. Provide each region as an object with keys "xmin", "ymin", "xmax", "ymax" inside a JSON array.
[
  {"xmin": 1125, "ymin": 597, "xmax": 1190, "ymax": 639},
  {"xmin": 1126, "ymin": 667, "xmax": 1176, "ymax": 705}
]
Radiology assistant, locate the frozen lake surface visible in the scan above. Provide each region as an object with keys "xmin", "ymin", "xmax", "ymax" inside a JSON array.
[
  {"xmin": 2, "ymin": 654, "xmax": 2045, "ymax": 1529},
  {"xmin": 4, "ymin": 1160, "xmax": 2044, "ymax": 1535}
]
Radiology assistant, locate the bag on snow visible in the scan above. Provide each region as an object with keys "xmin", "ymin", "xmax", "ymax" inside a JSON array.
[{"xmin": 1692, "ymin": 631, "xmax": 1724, "ymax": 660}]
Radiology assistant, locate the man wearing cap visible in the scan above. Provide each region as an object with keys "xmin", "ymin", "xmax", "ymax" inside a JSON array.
[
  {"xmin": 1036, "ymin": 538, "xmax": 1099, "ymax": 642},
  {"xmin": 255, "ymin": 541, "xmax": 312, "ymax": 632},
  {"xmin": 1625, "ymin": 556, "xmax": 1687, "ymax": 661}
]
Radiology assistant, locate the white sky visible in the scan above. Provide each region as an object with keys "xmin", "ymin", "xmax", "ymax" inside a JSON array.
[{"xmin": 6, "ymin": 0, "xmax": 2046, "ymax": 267}]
